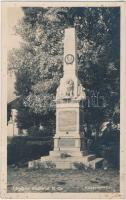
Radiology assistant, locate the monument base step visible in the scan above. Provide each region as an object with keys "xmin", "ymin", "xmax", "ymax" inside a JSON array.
[
  {"xmin": 49, "ymin": 150, "xmax": 88, "ymax": 157},
  {"xmin": 28, "ymin": 154, "xmax": 104, "ymax": 170},
  {"xmin": 46, "ymin": 154, "xmax": 95, "ymax": 162},
  {"xmin": 88, "ymin": 158, "xmax": 104, "ymax": 169}
]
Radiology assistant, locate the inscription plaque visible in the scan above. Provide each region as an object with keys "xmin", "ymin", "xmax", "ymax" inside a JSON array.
[
  {"xmin": 59, "ymin": 138, "xmax": 75, "ymax": 147},
  {"xmin": 58, "ymin": 110, "xmax": 77, "ymax": 131}
]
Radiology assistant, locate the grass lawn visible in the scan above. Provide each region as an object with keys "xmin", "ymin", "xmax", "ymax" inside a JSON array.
[{"xmin": 7, "ymin": 167, "xmax": 119, "ymax": 193}]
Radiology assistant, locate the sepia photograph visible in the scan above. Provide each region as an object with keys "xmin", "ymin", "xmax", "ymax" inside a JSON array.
[{"xmin": 1, "ymin": 1, "xmax": 126, "ymax": 199}]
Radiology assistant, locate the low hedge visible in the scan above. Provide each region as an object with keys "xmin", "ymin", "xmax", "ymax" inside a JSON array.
[
  {"xmin": 7, "ymin": 136, "xmax": 53, "ymax": 165},
  {"xmin": 92, "ymin": 143, "xmax": 120, "ymax": 169}
]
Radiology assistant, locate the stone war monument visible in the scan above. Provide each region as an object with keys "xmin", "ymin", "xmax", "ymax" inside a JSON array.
[{"xmin": 28, "ymin": 28, "xmax": 104, "ymax": 169}]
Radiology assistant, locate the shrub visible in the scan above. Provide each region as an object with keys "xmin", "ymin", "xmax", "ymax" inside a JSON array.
[
  {"xmin": 93, "ymin": 142, "xmax": 120, "ymax": 169},
  {"xmin": 27, "ymin": 126, "xmax": 45, "ymax": 136},
  {"xmin": 7, "ymin": 136, "xmax": 53, "ymax": 165},
  {"xmin": 27, "ymin": 125, "xmax": 55, "ymax": 137},
  {"xmin": 45, "ymin": 161, "xmax": 56, "ymax": 168}
]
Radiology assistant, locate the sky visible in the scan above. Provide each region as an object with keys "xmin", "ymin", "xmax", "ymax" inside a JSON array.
[
  {"xmin": 7, "ymin": 7, "xmax": 24, "ymax": 50},
  {"xmin": 7, "ymin": 7, "xmax": 24, "ymax": 102}
]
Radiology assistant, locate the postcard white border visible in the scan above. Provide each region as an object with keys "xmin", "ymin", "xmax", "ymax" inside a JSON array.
[{"xmin": 1, "ymin": 1, "xmax": 126, "ymax": 199}]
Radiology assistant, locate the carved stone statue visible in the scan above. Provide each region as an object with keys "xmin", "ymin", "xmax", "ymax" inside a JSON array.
[
  {"xmin": 56, "ymin": 79, "xmax": 86, "ymax": 100},
  {"xmin": 65, "ymin": 79, "xmax": 74, "ymax": 97},
  {"xmin": 77, "ymin": 83, "xmax": 86, "ymax": 100}
]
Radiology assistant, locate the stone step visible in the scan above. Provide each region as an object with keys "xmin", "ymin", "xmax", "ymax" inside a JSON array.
[
  {"xmin": 29, "ymin": 156, "xmax": 104, "ymax": 170},
  {"xmin": 49, "ymin": 156, "xmax": 83, "ymax": 162},
  {"xmin": 40, "ymin": 156, "xmax": 50, "ymax": 162},
  {"xmin": 49, "ymin": 150, "xmax": 87, "ymax": 157},
  {"xmin": 88, "ymin": 158, "xmax": 104, "ymax": 169},
  {"xmin": 55, "ymin": 161, "xmax": 72, "ymax": 169},
  {"xmin": 41, "ymin": 154, "xmax": 96, "ymax": 163},
  {"xmin": 40, "ymin": 155, "xmax": 96, "ymax": 166},
  {"xmin": 84, "ymin": 154, "xmax": 96, "ymax": 162}
]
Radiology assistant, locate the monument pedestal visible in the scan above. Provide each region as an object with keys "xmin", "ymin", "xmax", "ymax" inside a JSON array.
[{"xmin": 49, "ymin": 99, "xmax": 87, "ymax": 157}]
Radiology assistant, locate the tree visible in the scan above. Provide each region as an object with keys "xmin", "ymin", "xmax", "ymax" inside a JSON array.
[{"xmin": 8, "ymin": 7, "xmax": 120, "ymax": 131}]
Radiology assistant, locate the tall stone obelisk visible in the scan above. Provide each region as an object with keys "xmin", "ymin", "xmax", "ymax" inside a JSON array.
[{"xmin": 50, "ymin": 28, "xmax": 87, "ymax": 159}]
